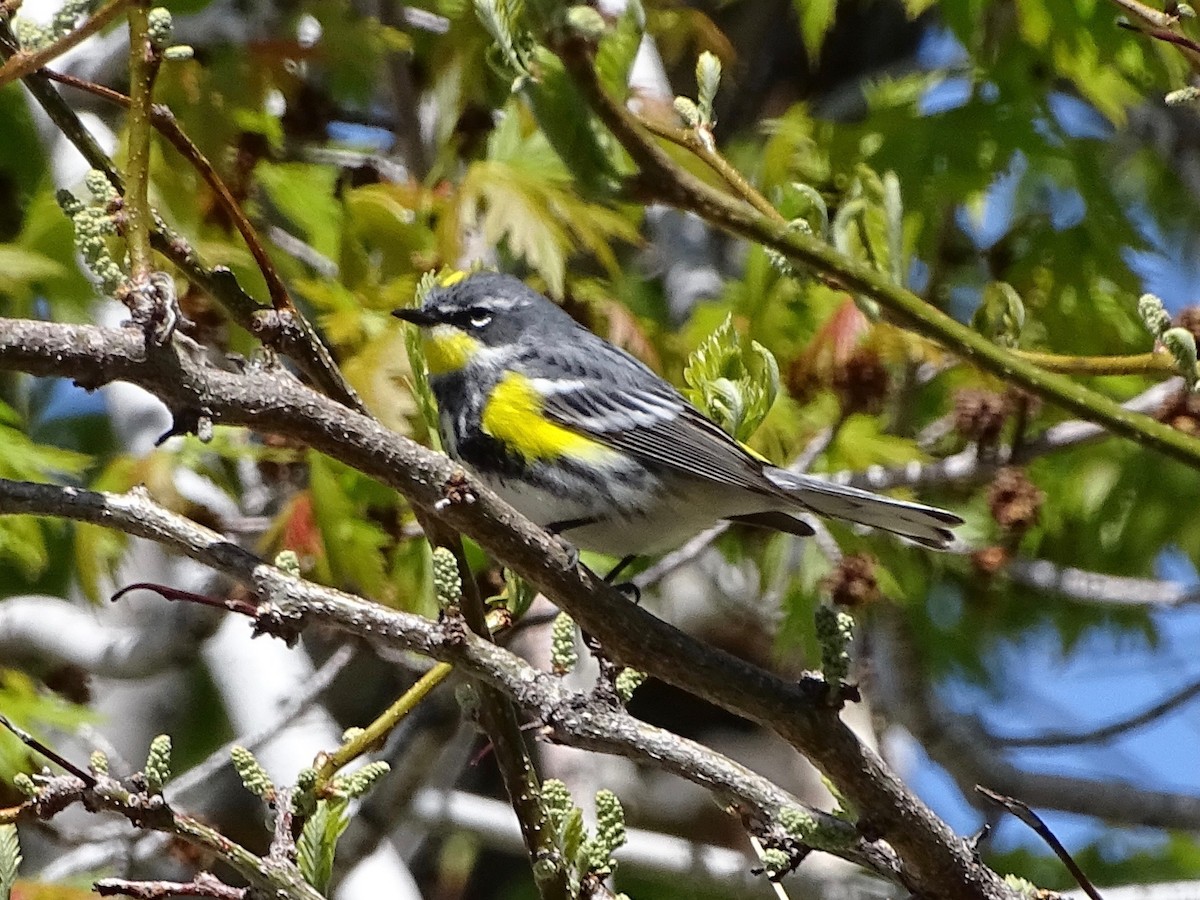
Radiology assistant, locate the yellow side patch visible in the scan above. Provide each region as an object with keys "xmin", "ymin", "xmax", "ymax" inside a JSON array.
[
  {"xmin": 482, "ymin": 373, "xmax": 616, "ymax": 462},
  {"xmin": 423, "ymin": 325, "xmax": 481, "ymax": 375}
]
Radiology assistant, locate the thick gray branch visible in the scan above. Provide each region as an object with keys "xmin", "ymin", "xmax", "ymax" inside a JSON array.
[
  {"xmin": 0, "ymin": 317, "xmax": 1009, "ymax": 900},
  {"xmin": 0, "ymin": 476, "xmax": 900, "ymax": 883}
]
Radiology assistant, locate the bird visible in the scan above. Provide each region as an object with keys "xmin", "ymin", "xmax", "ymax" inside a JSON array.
[{"xmin": 393, "ymin": 271, "xmax": 961, "ymax": 575}]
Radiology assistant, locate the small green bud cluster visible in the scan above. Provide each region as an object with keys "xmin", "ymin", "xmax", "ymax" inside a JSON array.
[
  {"xmin": 12, "ymin": 773, "xmax": 37, "ymax": 797},
  {"xmin": 1166, "ymin": 86, "xmax": 1200, "ymax": 106},
  {"xmin": 331, "ymin": 761, "xmax": 390, "ymax": 799},
  {"xmin": 614, "ymin": 667, "xmax": 645, "ymax": 704},
  {"xmin": 675, "ymin": 51, "xmax": 722, "ymax": 147},
  {"xmin": 58, "ymin": 171, "xmax": 125, "ymax": 296},
  {"xmin": 550, "ymin": 612, "xmax": 578, "ymax": 674},
  {"xmin": 582, "ymin": 788, "xmax": 626, "ymax": 876},
  {"xmin": 432, "ymin": 547, "xmax": 462, "ymax": 610},
  {"xmin": 89, "ymin": 750, "xmax": 109, "ymax": 775},
  {"xmin": 230, "ymin": 745, "xmax": 275, "ymax": 799},
  {"xmin": 778, "ymin": 806, "xmax": 817, "ymax": 842},
  {"xmin": 1163, "ymin": 327, "xmax": 1200, "ymax": 390},
  {"xmin": 759, "ymin": 846, "xmax": 791, "ymax": 879},
  {"xmin": 541, "ymin": 778, "xmax": 573, "ymax": 833},
  {"xmin": 814, "ymin": 605, "xmax": 854, "ymax": 686},
  {"xmin": 12, "ymin": 0, "xmax": 94, "ymax": 49},
  {"xmin": 1139, "ymin": 293, "xmax": 1171, "ymax": 339},
  {"xmin": 145, "ymin": 7, "xmax": 193, "ymax": 59},
  {"xmin": 274, "ymin": 549, "xmax": 301, "ymax": 576},
  {"xmin": 143, "ymin": 734, "xmax": 172, "ymax": 795},
  {"xmin": 1140, "ymin": 293, "xmax": 1199, "ymax": 388}
]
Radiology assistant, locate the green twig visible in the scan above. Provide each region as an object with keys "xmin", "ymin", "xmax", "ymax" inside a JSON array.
[
  {"xmin": 554, "ymin": 35, "xmax": 1200, "ymax": 472},
  {"xmin": 315, "ymin": 662, "xmax": 452, "ymax": 787},
  {"xmin": 638, "ymin": 113, "xmax": 784, "ymax": 223},
  {"xmin": 123, "ymin": 0, "xmax": 155, "ymax": 283},
  {"xmin": 1011, "ymin": 349, "xmax": 1177, "ymax": 376},
  {"xmin": 45, "ymin": 70, "xmax": 297, "ymax": 315},
  {"xmin": 0, "ymin": 25, "xmax": 364, "ymax": 412},
  {"xmin": 426, "ymin": 524, "xmax": 568, "ymax": 900}
]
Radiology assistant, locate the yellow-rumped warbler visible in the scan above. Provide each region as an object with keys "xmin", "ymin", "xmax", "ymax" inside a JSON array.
[{"xmin": 393, "ymin": 272, "xmax": 961, "ymax": 563}]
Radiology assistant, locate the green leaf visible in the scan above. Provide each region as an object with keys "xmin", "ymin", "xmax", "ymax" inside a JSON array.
[
  {"xmin": 0, "ymin": 245, "xmax": 66, "ymax": 293},
  {"xmin": 794, "ymin": 0, "xmax": 837, "ymax": 61},
  {"xmin": 0, "ymin": 823, "xmax": 20, "ymax": 899},
  {"xmin": 256, "ymin": 163, "xmax": 343, "ymax": 259},
  {"xmin": 682, "ymin": 315, "xmax": 780, "ymax": 441},
  {"xmin": 0, "ymin": 671, "xmax": 91, "ymax": 780},
  {"xmin": 297, "ymin": 797, "xmax": 351, "ymax": 893},
  {"xmin": 561, "ymin": 805, "xmax": 586, "ymax": 861},
  {"xmin": 459, "ymin": 111, "xmax": 638, "ymax": 295}
]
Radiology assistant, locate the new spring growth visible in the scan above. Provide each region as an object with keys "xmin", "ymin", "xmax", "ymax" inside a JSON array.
[
  {"xmin": 331, "ymin": 761, "xmax": 391, "ymax": 799},
  {"xmin": 1166, "ymin": 86, "xmax": 1200, "ymax": 106},
  {"xmin": 432, "ymin": 547, "xmax": 462, "ymax": 611},
  {"xmin": 759, "ymin": 846, "xmax": 791, "ymax": 879},
  {"xmin": 146, "ymin": 7, "xmax": 194, "ymax": 60},
  {"xmin": 147, "ymin": 7, "xmax": 173, "ymax": 48},
  {"xmin": 615, "ymin": 667, "xmax": 646, "ymax": 703},
  {"xmin": 274, "ymin": 549, "xmax": 301, "ymax": 576},
  {"xmin": 11, "ymin": 774, "xmax": 36, "ymax": 798},
  {"xmin": 13, "ymin": 0, "xmax": 93, "ymax": 49},
  {"xmin": 0, "ymin": 823, "xmax": 20, "ymax": 898},
  {"xmin": 230, "ymin": 746, "xmax": 275, "ymax": 799},
  {"xmin": 541, "ymin": 778, "xmax": 573, "ymax": 833},
  {"xmin": 695, "ymin": 51, "xmax": 721, "ymax": 129},
  {"xmin": 564, "ymin": 4, "xmax": 606, "ymax": 41},
  {"xmin": 1163, "ymin": 327, "xmax": 1200, "ymax": 390},
  {"xmin": 1003, "ymin": 875, "xmax": 1041, "ymax": 896},
  {"xmin": 143, "ymin": 734, "xmax": 172, "ymax": 795},
  {"xmin": 815, "ymin": 606, "xmax": 854, "ymax": 686},
  {"xmin": 89, "ymin": 750, "xmax": 109, "ymax": 775},
  {"xmin": 57, "ymin": 172, "xmax": 124, "ymax": 296},
  {"xmin": 1138, "ymin": 293, "xmax": 1171, "ymax": 339},
  {"xmin": 550, "ymin": 612, "xmax": 578, "ymax": 674},
  {"xmin": 778, "ymin": 805, "xmax": 817, "ymax": 843},
  {"xmin": 583, "ymin": 789, "xmax": 627, "ymax": 876}
]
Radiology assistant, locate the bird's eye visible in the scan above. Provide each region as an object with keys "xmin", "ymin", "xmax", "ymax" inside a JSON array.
[{"xmin": 468, "ymin": 309, "xmax": 493, "ymax": 329}]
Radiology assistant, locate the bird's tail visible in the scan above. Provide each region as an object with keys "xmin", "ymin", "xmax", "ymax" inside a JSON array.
[{"xmin": 764, "ymin": 468, "xmax": 962, "ymax": 549}]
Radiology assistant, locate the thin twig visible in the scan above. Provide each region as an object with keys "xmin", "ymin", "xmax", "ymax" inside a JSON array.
[
  {"xmin": 1011, "ymin": 349, "xmax": 1176, "ymax": 376},
  {"xmin": 975, "ymin": 787, "xmax": 1105, "ymax": 900},
  {"xmin": 123, "ymin": 0, "xmax": 156, "ymax": 283},
  {"xmin": 314, "ymin": 662, "xmax": 453, "ymax": 786},
  {"xmin": 435, "ymin": 530, "xmax": 570, "ymax": 900},
  {"xmin": 0, "ymin": 714, "xmax": 96, "ymax": 786},
  {"xmin": 989, "ymin": 677, "xmax": 1200, "ymax": 748},
  {"xmin": 95, "ymin": 873, "xmax": 246, "ymax": 899},
  {"xmin": 44, "ymin": 70, "xmax": 298, "ymax": 313},
  {"xmin": 638, "ymin": 113, "xmax": 784, "ymax": 223},
  {"xmin": 0, "ymin": 27, "xmax": 363, "ymax": 411},
  {"xmin": 553, "ymin": 34, "xmax": 1200, "ymax": 473},
  {"xmin": 0, "ymin": 0, "xmax": 128, "ymax": 88}
]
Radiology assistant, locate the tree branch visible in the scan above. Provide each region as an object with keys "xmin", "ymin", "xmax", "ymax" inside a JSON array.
[
  {"xmin": 0, "ymin": 317, "xmax": 1006, "ymax": 898},
  {"xmin": 552, "ymin": 34, "xmax": 1200, "ymax": 473},
  {"xmin": 869, "ymin": 609, "xmax": 1200, "ymax": 831},
  {"xmin": 0, "ymin": 0, "xmax": 128, "ymax": 87},
  {"xmin": 0, "ymin": 474, "xmax": 905, "ymax": 886}
]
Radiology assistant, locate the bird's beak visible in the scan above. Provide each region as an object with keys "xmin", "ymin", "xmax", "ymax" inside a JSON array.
[{"xmin": 392, "ymin": 307, "xmax": 437, "ymax": 327}]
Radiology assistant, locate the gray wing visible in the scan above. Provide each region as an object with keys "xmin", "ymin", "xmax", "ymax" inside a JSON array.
[{"xmin": 527, "ymin": 339, "xmax": 774, "ymax": 493}]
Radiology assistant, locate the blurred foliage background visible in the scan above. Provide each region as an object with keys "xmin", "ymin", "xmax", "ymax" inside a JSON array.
[{"xmin": 3, "ymin": 0, "xmax": 1200, "ymax": 896}]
